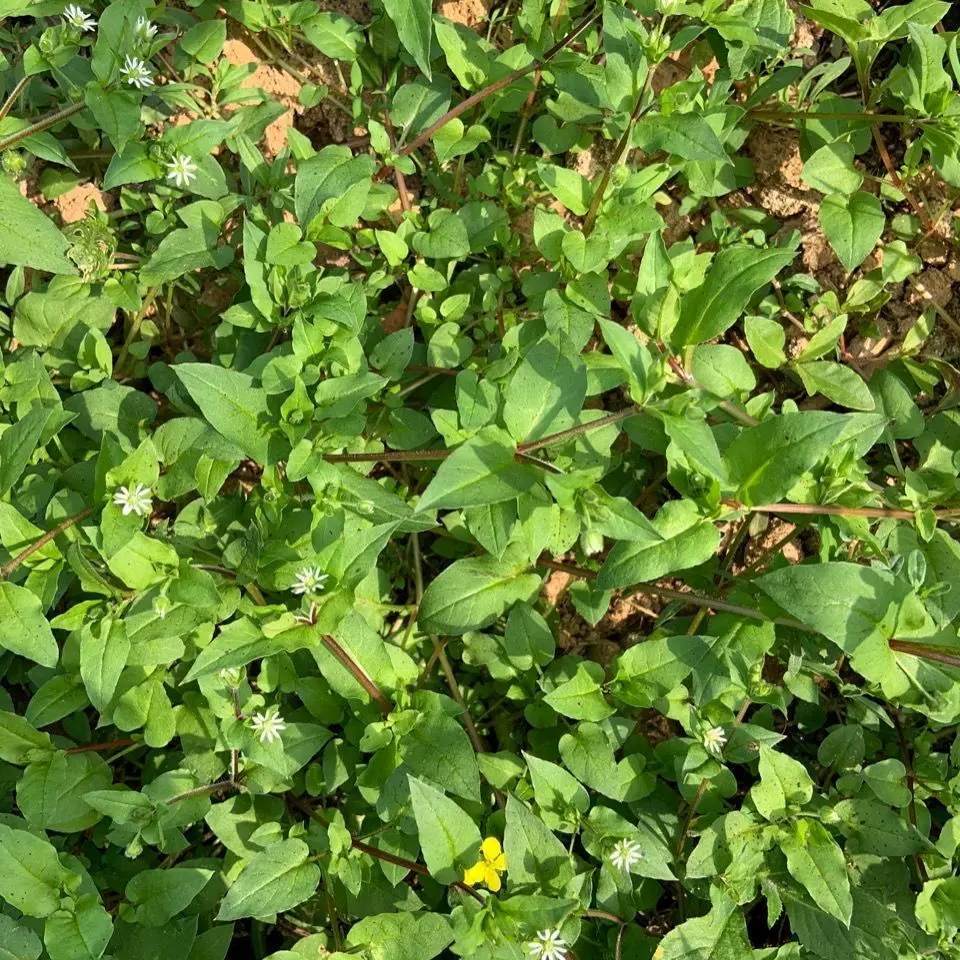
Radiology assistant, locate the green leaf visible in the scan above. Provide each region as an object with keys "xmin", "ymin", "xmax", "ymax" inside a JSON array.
[
  {"xmin": 43, "ymin": 894, "xmax": 113, "ymax": 960},
  {"xmin": 543, "ymin": 663, "xmax": 614, "ymax": 721},
  {"xmin": 0, "ymin": 914, "xmax": 42, "ymax": 960},
  {"xmin": 401, "ymin": 711, "xmax": 480, "ymax": 802},
  {"xmin": 408, "ymin": 777, "xmax": 481, "ymax": 883},
  {"xmin": 536, "ymin": 162, "xmax": 592, "ymax": 216},
  {"xmin": 801, "ymin": 142, "xmax": 863, "ymax": 195},
  {"xmin": 671, "ymin": 245, "xmax": 796, "ymax": 346},
  {"xmin": 302, "ymin": 12, "xmax": 364, "ymax": 60},
  {"xmin": 180, "ymin": 20, "xmax": 226, "ymax": 62},
  {"xmin": 416, "ymin": 428, "xmax": 537, "ymax": 512},
  {"xmin": 382, "ymin": 0, "xmax": 433, "ymax": 78},
  {"xmin": 174, "ymin": 363, "xmax": 275, "ymax": 465},
  {"xmin": 294, "ymin": 146, "xmax": 375, "ymax": 231},
  {"xmin": 412, "ymin": 209, "xmax": 470, "ymax": 259},
  {"xmin": 503, "ymin": 338, "xmax": 587, "ymax": 443},
  {"xmin": 558, "ymin": 722, "xmax": 621, "ymax": 799},
  {"xmin": 503, "ymin": 795, "xmax": 573, "ymax": 892},
  {"xmin": 126, "ymin": 867, "xmax": 214, "ymax": 926},
  {"xmin": 657, "ymin": 890, "xmax": 751, "ymax": 959},
  {"xmin": 0, "ymin": 823, "xmax": 70, "ymax": 918},
  {"xmin": 0, "ymin": 404, "xmax": 56, "ymax": 497},
  {"xmin": 744, "ymin": 316, "xmax": 787, "ymax": 369},
  {"xmin": 216, "ymin": 838, "xmax": 320, "ymax": 921},
  {"xmin": 795, "ymin": 360, "xmax": 875, "ymax": 410},
  {"xmin": 346, "ymin": 912, "xmax": 453, "ymax": 960},
  {"xmin": 639, "ymin": 113, "xmax": 729, "ymax": 163},
  {"xmin": 17, "ymin": 752, "xmax": 111, "ymax": 832},
  {"xmin": 418, "ymin": 552, "xmax": 541, "ymax": 635},
  {"xmin": 818, "ymin": 192, "xmax": 885, "ymax": 272},
  {"xmin": 597, "ymin": 499, "xmax": 720, "ymax": 589},
  {"xmin": 84, "ymin": 87, "xmax": 143, "ymax": 155},
  {"xmin": 0, "ymin": 175, "xmax": 74, "ymax": 275},
  {"xmin": 751, "ymin": 745, "xmax": 814, "ymax": 821},
  {"xmin": 0, "ymin": 711, "xmax": 53, "ymax": 765},
  {"xmin": 724, "ymin": 411, "xmax": 850, "ymax": 505},
  {"xmin": 0, "ymin": 582, "xmax": 59, "ymax": 668},
  {"xmin": 781, "ymin": 819, "xmax": 852, "ymax": 926},
  {"xmin": 79, "ymin": 620, "xmax": 129, "ymax": 712}
]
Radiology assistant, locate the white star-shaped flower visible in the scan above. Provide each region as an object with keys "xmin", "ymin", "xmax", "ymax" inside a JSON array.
[
  {"xmin": 112, "ymin": 483, "xmax": 153, "ymax": 518},
  {"xmin": 135, "ymin": 16, "xmax": 158, "ymax": 39},
  {"xmin": 292, "ymin": 566, "xmax": 328, "ymax": 596},
  {"xmin": 609, "ymin": 838, "xmax": 643, "ymax": 872},
  {"xmin": 527, "ymin": 929, "xmax": 567, "ymax": 960},
  {"xmin": 703, "ymin": 725, "xmax": 727, "ymax": 756},
  {"xmin": 120, "ymin": 55, "xmax": 153, "ymax": 89},
  {"xmin": 251, "ymin": 708, "xmax": 286, "ymax": 745},
  {"xmin": 166, "ymin": 153, "xmax": 198, "ymax": 188},
  {"xmin": 63, "ymin": 4, "xmax": 96, "ymax": 31}
]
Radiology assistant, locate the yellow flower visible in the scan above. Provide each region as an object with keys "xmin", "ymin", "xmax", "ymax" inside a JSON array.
[{"xmin": 463, "ymin": 836, "xmax": 507, "ymax": 892}]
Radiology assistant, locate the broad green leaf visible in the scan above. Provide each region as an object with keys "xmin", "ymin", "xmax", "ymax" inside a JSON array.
[
  {"xmin": 542, "ymin": 663, "xmax": 614, "ymax": 721},
  {"xmin": 302, "ymin": 12, "xmax": 364, "ymax": 60},
  {"xmin": 0, "ymin": 711, "xmax": 53, "ymax": 765},
  {"xmin": 657, "ymin": 890, "xmax": 751, "ymax": 959},
  {"xmin": 795, "ymin": 361, "xmax": 875, "ymax": 411},
  {"xmin": 833, "ymin": 798, "xmax": 923, "ymax": 856},
  {"xmin": 382, "ymin": 0, "xmax": 433, "ymax": 78},
  {"xmin": 412, "ymin": 209, "xmax": 470, "ymax": 260},
  {"xmin": 401, "ymin": 711, "xmax": 480, "ymax": 802},
  {"xmin": 294, "ymin": 146, "xmax": 375, "ymax": 230},
  {"xmin": 126, "ymin": 867, "xmax": 214, "ymax": 926},
  {"xmin": 175, "ymin": 363, "xmax": 275, "ymax": 464},
  {"xmin": 536, "ymin": 162, "xmax": 591, "ymax": 216},
  {"xmin": 503, "ymin": 338, "xmax": 587, "ymax": 443},
  {"xmin": 524, "ymin": 753, "xmax": 590, "ymax": 830},
  {"xmin": 671, "ymin": 245, "xmax": 796, "ymax": 346},
  {"xmin": 503, "ymin": 795, "xmax": 573, "ymax": 892},
  {"xmin": 0, "ymin": 174, "xmax": 75, "ymax": 275},
  {"xmin": 597, "ymin": 499, "xmax": 720, "ymax": 588},
  {"xmin": 744, "ymin": 315, "xmax": 787, "ymax": 369},
  {"xmin": 782, "ymin": 819, "xmax": 852, "ymax": 925},
  {"xmin": 80, "ymin": 620, "xmax": 129, "ymax": 712},
  {"xmin": 17, "ymin": 752, "xmax": 111, "ymax": 832},
  {"xmin": 558, "ymin": 722, "xmax": 621, "ymax": 799},
  {"xmin": 43, "ymin": 894, "xmax": 112, "ymax": 960},
  {"xmin": 0, "ymin": 914, "xmax": 42, "ymax": 960},
  {"xmin": 25, "ymin": 676, "xmax": 87, "ymax": 729},
  {"xmin": 0, "ymin": 582, "xmax": 59, "ymax": 668},
  {"xmin": 724, "ymin": 411, "xmax": 849, "ymax": 505},
  {"xmin": 0, "ymin": 404, "xmax": 56, "ymax": 497},
  {"xmin": 639, "ymin": 113, "xmax": 729, "ymax": 163},
  {"xmin": 417, "ymin": 428, "xmax": 538, "ymax": 512},
  {"xmin": 801, "ymin": 141, "xmax": 863, "ymax": 194},
  {"xmin": 751, "ymin": 745, "xmax": 814, "ymax": 821},
  {"xmin": 611, "ymin": 635, "xmax": 712, "ymax": 707},
  {"xmin": 346, "ymin": 912, "xmax": 453, "ymax": 960},
  {"xmin": 418, "ymin": 553, "xmax": 541, "ymax": 635},
  {"xmin": 818, "ymin": 192, "xmax": 885, "ymax": 272},
  {"xmin": 408, "ymin": 777, "xmax": 481, "ymax": 882},
  {"xmin": 216, "ymin": 838, "xmax": 320, "ymax": 921},
  {"xmin": 0, "ymin": 824, "xmax": 69, "ymax": 917},
  {"xmin": 83, "ymin": 87, "xmax": 142, "ymax": 154}
]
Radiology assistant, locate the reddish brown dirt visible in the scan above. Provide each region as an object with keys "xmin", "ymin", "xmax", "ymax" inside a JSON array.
[
  {"xmin": 53, "ymin": 183, "xmax": 112, "ymax": 223},
  {"xmin": 438, "ymin": 0, "xmax": 490, "ymax": 28}
]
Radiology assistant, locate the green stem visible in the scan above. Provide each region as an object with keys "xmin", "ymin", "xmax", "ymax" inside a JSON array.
[{"xmin": 0, "ymin": 100, "xmax": 86, "ymax": 152}]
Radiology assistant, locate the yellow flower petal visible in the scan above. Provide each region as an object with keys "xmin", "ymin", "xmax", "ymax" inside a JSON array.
[
  {"xmin": 481, "ymin": 836, "xmax": 502, "ymax": 861},
  {"xmin": 491, "ymin": 852, "xmax": 506, "ymax": 872},
  {"xmin": 463, "ymin": 862, "xmax": 486, "ymax": 886},
  {"xmin": 484, "ymin": 865, "xmax": 502, "ymax": 892}
]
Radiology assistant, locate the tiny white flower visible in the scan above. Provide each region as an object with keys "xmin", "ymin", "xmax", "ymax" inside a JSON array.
[
  {"xmin": 292, "ymin": 566, "xmax": 329, "ymax": 596},
  {"xmin": 120, "ymin": 55, "xmax": 153, "ymax": 89},
  {"xmin": 63, "ymin": 4, "xmax": 97, "ymax": 31},
  {"xmin": 527, "ymin": 929, "xmax": 567, "ymax": 960},
  {"xmin": 250, "ymin": 707, "xmax": 286, "ymax": 745},
  {"xmin": 166, "ymin": 153, "xmax": 198, "ymax": 188},
  {"xmin": 112, "ymin": 483, "xmax": 153, "ymax": 518},
  {"xmin": 609, "ymin": 838, "xmax": 643, "ymax": 872},
  {"xmin": 135, "ymin": 15, "xmax": 158, "ymax": 39},
  {"xmin": 703, "ymin": 725, "xmax": 727, "ymax": 756}
]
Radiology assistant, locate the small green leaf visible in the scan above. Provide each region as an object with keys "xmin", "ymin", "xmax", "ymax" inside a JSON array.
[
  {"xmin": 382, "ymin": 0, "xmax": 433, "ymax": 78},
  {"xmin": 408, "ymin": 777, "xmax": 481, "ymax": 882},
  {"xmin": 0, "ymin": 582, "xmax": 59, "ymax": 668},
  {"xmin": 818, "ymin": 192, "xmax": 885, "ymax": 272},
  {"xmin": 216, "ymin": 838, "xmax": 320, "ymax": 921}
]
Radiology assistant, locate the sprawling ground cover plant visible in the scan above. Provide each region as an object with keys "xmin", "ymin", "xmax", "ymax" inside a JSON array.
[{"xmin": 3, "ymin": 0, "xmax": 960, "ymax": 956}]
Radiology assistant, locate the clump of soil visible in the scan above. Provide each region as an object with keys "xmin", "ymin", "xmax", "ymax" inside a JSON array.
[
  {"xmin": 53, "ymin": 183, "xmax": 112, "ymax": 224},
  {"xmin": 438, "ymin": 0, "xmax": 490, "ymax": 28},
  {"xmin": 223, "ymin": 38, "xmax": 302, "ymax": 159}
]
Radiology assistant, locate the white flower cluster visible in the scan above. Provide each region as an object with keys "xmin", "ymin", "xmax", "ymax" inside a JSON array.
[
  {"xmin": 527, "ymin": 928, "xmax": 567, "ymax": 960},
  {"xmin": 112, "ymin": 484, "xmax": 152, "ymax": 517}
]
